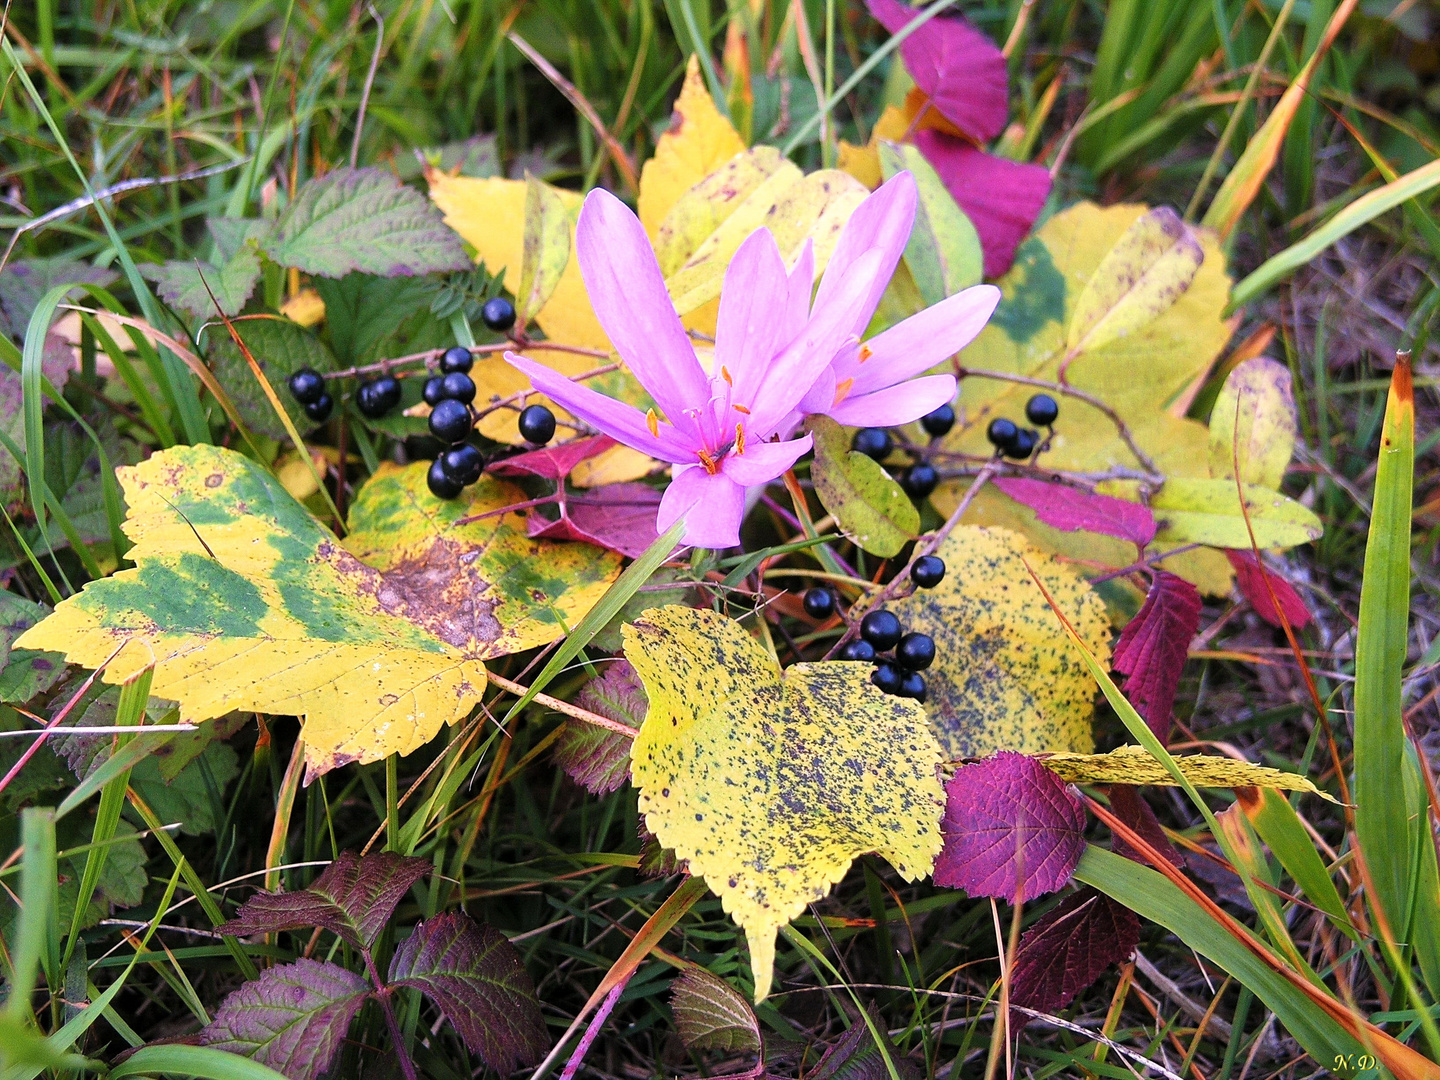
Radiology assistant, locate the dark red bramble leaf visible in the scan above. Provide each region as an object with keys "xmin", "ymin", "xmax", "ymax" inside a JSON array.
[
  {"xmin": 1112, "ymin": 571, "xmax": 1202, "ymax": 744},
  {"xmin": 529, "ymin": 482, "xmax": 663, "ymax": 558},
  {"xmin": 864, "ymin": 0, "xmax": 1008, "ymax": 144},
  {"xmin": 912, "ymin": 132, "xmax": 1052, "ymax": 278},
  {"xmin": 1225, "ymin": 550, "xmax": 1311, "ymax": 629},
  {"xmin": 388, "ymin": 912, "xmax": 548, "ymax": 1074},
  {"xmin": 202, "ymin": 958, "xmax": 370, "ymax": 1080},
  {"xmin": 993, "ymin": 478, "xmax": 1158, "ymax": 550},
  {"xmin": 555, "ymin": 661, "xmax": 646, "ymax": 794},
  {"xmin": 670, "ymin": 968, "xmax": 762, "ymax": 1053},
  {"xmin": 487, "ymin": 434, "xmax": 616, "ymax": 480},
  {"xmin": 808, "ymin": 1005, "xmax": 923, "ymax": 1080},
  {"xmin": 1106, "ymin": 785, "xmax": 1180, "ymax": 867},
  {"xmin": 933, "ymin": 751, "xmax": 1085, "ymax": 902},
  {"xmin": 218, "ymin": 850, "xmax": 430, "ymax": 948},
  {"xmin": 1009, "ymin": 887, "xmax": 1140, "ymax": 1025}
]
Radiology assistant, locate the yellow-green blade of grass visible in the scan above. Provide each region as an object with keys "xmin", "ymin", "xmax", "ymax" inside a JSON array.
[
  {"xmin": 3, "ymin": 808, "xmax": 57, "ymax": 1022},
  {"xmin": 1241, "ymin": 788, "xmax": 1358, "ymax": 944},
  {"xmin": 109, "ymin": 1044, "xmax": 292, "ymax": 1080}
]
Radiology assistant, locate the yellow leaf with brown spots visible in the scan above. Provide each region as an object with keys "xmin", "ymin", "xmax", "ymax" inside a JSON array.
[
  {"xmin": 1041, "ymin": 744, "xmax": 1337, "ymax": 801},
  {"xmin": 17, "ymin": 446, "xmax": 619, "ymax": 780},
  {"xmin": 623, "ymin": 606, "xmax": 944, "ymax": 1003},
  {"xmin": 888, "ymin": 527, "xmax": 1111, "ymax": 761}
]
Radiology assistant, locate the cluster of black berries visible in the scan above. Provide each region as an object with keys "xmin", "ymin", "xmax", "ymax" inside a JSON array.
[
  {"xmin": 802, "ymin": 554, "xmax": 946, "ymax": 702},
  {"xmin": 847, "ymin": 402, "xmax": 956, "ymax": 503},
  {"xmin": 985, "ymin": 393, "xmax": 1058, "ymax": 461},
  {"xmin": 286, "ymin": 368, "xmax": 334, "ymax": 422}
]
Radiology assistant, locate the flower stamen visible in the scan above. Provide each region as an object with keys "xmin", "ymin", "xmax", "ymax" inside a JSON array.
[
  {"xmin": 697, "ymin": 448, "xmax": 719, "ymax": 475},
  {"xmin": 833, "ymin": 377, "xmax": 854, "ymax": 406},
  {"xmin": 646, "ymin": 408, "xmax": 659, "ymax": 437},
  {"xmin": 733, "ymin": 403, "xmax": 751, "ymax": 415},
  {"xmin": 735, "ymin": 423, "xmax": 746, "ymax": 456}
]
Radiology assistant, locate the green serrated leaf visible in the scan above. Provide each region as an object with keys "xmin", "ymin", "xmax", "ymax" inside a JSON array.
[
  {"xmin": 207, "ymin": 317, "xmax": 339, "ymax": 440},
  {"xmin": 807, "ymin": 416, "xmax": 918, "ymax": 557},
  {"xmin": 140, "ymin": 219, "xmax": 265, "ymax": 320}
]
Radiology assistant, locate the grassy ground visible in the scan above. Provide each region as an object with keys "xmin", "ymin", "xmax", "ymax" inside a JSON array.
[{"xmin": 3, "ymin": 1, "xmax": 1440, "ymax": 1079}]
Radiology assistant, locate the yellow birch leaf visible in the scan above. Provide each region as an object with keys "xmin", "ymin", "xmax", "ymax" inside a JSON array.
[
  {"xmin": 888, "ymin": 527, "xmax": 1111, "ymax": 760},
  {"xmin": 570, "ymin": 445, "xmax": 656, "ymax": 488},
  {"xmin": 16, "ymin": 446, "xmax": 619, "ymax": 780},
  {"xmin": 637, "ymin": 56, "xmax": 747, "ymax": 239},
  {"xmin": 279, "ymin": 288, "xmax": 326, "ymax": 327},
  {"xmin": 624, "ymin": 605, "xmax": 944, "ymax": 1003},
  {"xmin": 1207, "ymin": 357, "xmax": 1297, "ymax": 490},
  {"xmin": 1041, "ymin": 744, "xmax": 1337, "ymax": 801}
]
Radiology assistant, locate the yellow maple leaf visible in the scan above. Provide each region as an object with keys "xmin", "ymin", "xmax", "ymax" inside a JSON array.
[
  {"xmin": 17, "ymin": 446, "xmax": 619, "ymax": 780},
  {"xmin": 624, "ymin": 605, "xmax": 944, "ymax": 1003},
  {"xmin": 888, "ymin": 526, "xmax": 1112, "ymax": 760}
]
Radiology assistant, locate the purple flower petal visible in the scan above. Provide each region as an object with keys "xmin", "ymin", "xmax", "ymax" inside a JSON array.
[
  {"xmin": 828, "ymin": 373, "xmax": 956, "ymax": 427},
  {"xmin": 812, "ymin": 173, "xmax": 917, "ymax": 340},
  {"xmin": 783, "ymin": 240, "xmax": 816, "ymax": 344},
  {"xmin": 715, "ymin": 228, "xmax": 790, "ymax": 411},
  {"xmin": 576, "ymin": 189, "xmax": 710, "ymax": 435},
  {"xmin": 865, "ymin": 0, "xmax": 1009, "ymax": 144},
  {"xmin": 847, "ymin": 284, "xmax": 999, "ymax": 396},
  {"xmin": 720, "ymin": 433, "xmax": 812, "ymax": 486},
  {"xmin": 506, "ymin": 354, "xmax": 692, "ymax": 463},
  {"xmin": 656, "ymin": 466, "xmax": 747, "ymax": 549},
  {"xmin": 913, "ymin": 132, "xmax": 1051, "ymax": 277}
]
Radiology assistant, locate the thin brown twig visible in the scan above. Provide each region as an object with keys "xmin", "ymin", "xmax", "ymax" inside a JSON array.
[
  {"xmin": 321, "ymin": 342, "xmax": 611, "ymax": 381},
  {"xmin": 486, "ymin": 671, "xmax": 638, "ymax": 738},
  {"xmin": 350, "ymin": 5, "xmax": 384, "ymax": 168}
]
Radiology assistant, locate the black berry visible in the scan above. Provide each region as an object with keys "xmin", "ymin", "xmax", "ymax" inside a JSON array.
[
  {"xmin": 896, "ymin": 632, "xmax": 935, "ymax": 671},
  {"xmin": 481, "ymin": 296, "xmax": 517, "ymax": 333},
  {"xmin": 986, "ymin": 417, "xmax": 1018, "ymax": 450},
  {"xmin": 852, "ymin": 427, "xmax": 893, "ymax": 461},
  {"xmin": 373, "ymin": 375, "xmax": 402, "ymax": 410},
  {"xmin": 426, "ymin": 457, "xmax": 464, "ymax": 499},
  {"xmin": 1025, "ymin": 393, "xmax": 1059, "ymax": 427},
  {"xmin": 898, "ymin": 671, "xmax": 927, "ymax": 702},
  {"xmin": 303, "ymin": 393, "xmax": 333, "ymax": 422},
  {"xmin": 441, "ymin": 346, "xmax": 474, "ymax": 374},
  {"xmin": 518, "ymin": 404, "xmax": 556, "ymax": 445},
  {"xmin": 920, "ymin": 403, "xmax": 955, "ymax": 438},
  {"xmin": 1003, "ymin": 428, "xmax": 1038, "ymax": 460},
  {"xmin": 871, "ymin": 661, "xmax": 902, "ymax": 695},
  {"xmin": 288, "ymin": 367, "xmax": 325, "ymax": 405},
  {"xmin": 441, "ymin": 371, "xmax": 476, "ymax": 405},
  {"xmin": 429, "ymin": 398, "xmax": 472, "ymax": 444},
  {"xmin": 423, "ymin": 375, "xmax": 447, "ymax": 406},
  {"xmin": 802, "ymin": 588, "xmax": 836, "ymax": 620},
  {"xmin": 901, "ymin": 462, "xmax": 938, "ymax": 499},
  {"xmin": 839, "ymin": 639, "xmax": 876, "ymax": 662},
  {"xmin": 911, "ymin": 555, "xmax": 946, "ymax": 589},
  {"xmin": 860, "ymin": 609, "xmax": 902, "ymax": 652},
  {"xmin": 356, "ymin": 378, "xmax": 401, "ymax": 418},
  {"xmin": 441, "ymin": 443, "xmax": 484, "ymax": 487}
]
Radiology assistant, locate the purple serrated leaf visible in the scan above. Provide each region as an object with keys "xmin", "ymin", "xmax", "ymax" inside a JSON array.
[
  {"xmin": 1106, "ymin": 785, "xmax": 1180, "ymax": 867},
  {"xmin": 202, "ymin": 958, "xmax": 370, "ymax": 1080},
  {"xmin": 388, "ymin": 912, "xmax": 548, "ymax": 1073},
  {"xmin": 934, "ymin": 751, "xmax": 1085, "ymax": 902},
  {"xmin": 219, "ymin": 850, "xmax": 430, "ymax": 947},
  {"xmin": 1225, "ymin": 550, "xmax": 1310, "ymax": 629},
  {"xmin": 529, "ymin": 482, "xmax": 663, "ymax": 558},
  {"xmin": 1113, "ymin": 571, "xmax": 1202, "ymax": 743},
  {"xmin": 487, "ymin": 435, "xmax": 616, "ymax": 480},
  {"xmin": 1010, "ymin": 887, "xmax": 1139, "ymax": 1026},
  {"xmin": 993, "ymin": 478, "xmax": 1157, "ymax": 550},
  {"xmin": 555, "ymin": 661, "xmax": 645, "ymax": 794}
]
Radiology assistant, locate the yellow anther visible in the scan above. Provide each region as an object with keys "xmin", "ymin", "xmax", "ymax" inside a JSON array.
[
  {"xmin": 733, "ymin": 403, "xmax": 751, "ymax": 415},
  {"xmin": 833, "ymin": 377, "xmax": 854, "ymax": 406},
  {"xmin": 697, "ymin": 448, "xmax": 719, "ymax": 475},
  {"xmin": 858, "ymin": 344, "xmax": 873, "ymax": 363},
  {"xmin": 646, "ymin": 408, "xmax": 659, "ymax": 437},
  {"xmin": 721, "ymin": 365, "xmax": 733, "ymax": 386},
  {"xmin": 735, "ymin": 423, "xmax": 746, "ymax": 456}
]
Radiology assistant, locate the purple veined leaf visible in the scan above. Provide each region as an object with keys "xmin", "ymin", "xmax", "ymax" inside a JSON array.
[
  {"xmin": 529, "ymin": 482, "xmax": 664, "ymax": 558},
  {"xmin": 201, "ymin": 958, "xmax": 371, "ymax": 1080},
  {"xmin": 993, "ymin": 477, "xmax": 1158, "ymax": 550},
  {"xmin": 911, "ymin": 132, "xmax": 1051, "ymax": 278},
  {"xmin": 864, "ymin": 0, "xmax": 1008, "ymax": 144},
  {"xmin": 933, "ymin": 751, "xmax": 1085, "ymax": 902},
  {"xmin": 670, "ymin": 968, "xmax": 762, "ymax": 1054},
  {"xmin": 487, "ymin": 435, "xmax": 617, "ymax": 480},
  {"xmin": 1106, "ymin": 785, "xmax": 1180, "ymax": 867},
  {"xmin": 637, "ymin": 824, "xmax": 686, "ymax": 878},
  {"xmin": 808, "ymin": 1004, "xmax": 923, "ymax": 1080},
  {"xmin": 218, "ymin": 850, "xmax": 430, "ymax": 948},
  {"xmin": 1009, "ymin": 887, "xmax": 1139, "ymax": 1026},
  {"xmin": 1225, "ymin": 549, "xmax": 1311, "ymax": 629},
  {"xmin": 1112, "ymin": 571, "xmax": 1203, "ymax": 744},
  {"xmin": 554, "ymin": 660, "xmax": 646, "ymax": 795},
  {"xmin": 388, "ymin": 911, "xmax": 548, "ymax": 1074}
]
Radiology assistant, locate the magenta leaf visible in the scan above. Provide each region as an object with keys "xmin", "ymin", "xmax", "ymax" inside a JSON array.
[
  {"xmin": 1225, "ymin": 550, "xmax": 1311, "ymax": 629},
  {"xmin": 554, "ymin": 661, "xmax": 645, "ymax": 795},
  {"xmin": 389, "ymin": 912, "xmax": 548, "ymax": 1073},
  {"xmin": 934, "ymin": 751, "xmax": 1085, "ymax": 902},
  {"xmin": 912, "ymin": 132, "xmax": 1051, "ymax": 277},
  {"xmin": 993, "ymin": 478, "xmax": 1157, "ymax": 549},
  {"xmin": 488, "ymin": 435, "xmax": 616, "ymax": 480},
  {"xmin": 1010, "ymin": 888, "xmax": 1139, "ymax": 1024},
  {"xmin": 201, "ymin": 958, "xmax": 370, "ymax": 1080},
  {"xmin": 219, "ymin": 850, "xmax": 430, "ymax": 948},
  {"xmin": 864, "ymin": 0, "xmax": 1007, "ymax": 144},
  {"xmin": 1106, "ymin": 785, "xmax": 1180, "ymax": 867},
  {"xmin": 1112, "ymin": 571, "xmax": 1202, "ymax": 743},
  {"xmin": 529, "ymin": 482, "xmax": 663, "ymax": 558}
]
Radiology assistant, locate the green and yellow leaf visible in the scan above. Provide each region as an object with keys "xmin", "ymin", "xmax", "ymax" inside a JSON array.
[
  {"xmin": 1112, "ymin": 476, "xmax": 1322, "ymax": 550},
  {"xmin": 807, "ymin": 416, "xmax": 918, "ymax": 557},
  {"xmin": 623, "ymin": 606, "xmax": 944, "ymax": 1003},
  {"xmin": 1042, "ymin": 744, "xmax": 1336, "ymax": 801},
  {"xmin": 1207, "ymin": 357, "xmax": 1297, "ymax": 490}
]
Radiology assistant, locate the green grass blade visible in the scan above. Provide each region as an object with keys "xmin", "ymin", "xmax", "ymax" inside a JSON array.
[
  {"xmin": 109, "ymin": 1044, "xmax": 291, "ymax": 1080},
  {"xmin": 3, "ymin": 809, "xmax": 57, "ymax": 1023},
  {"xmin": 1244, "ymin": 789, "xmax": 1357, "ymax": 943}
]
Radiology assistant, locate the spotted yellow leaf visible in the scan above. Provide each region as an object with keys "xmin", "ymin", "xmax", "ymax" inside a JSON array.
[
  {"xmin": 888, "ymin": 527, "xmax": 1111, "ymax": 760},
  {"xmin": 17, "ymin": 446, "xmax": 619, "ymax": 780},
  {"xmin": 934, "ymin": 202, "xmax": 1239, "ymax": 594},
  {"xmin": 623, "ymin": 606, "xmax": 944, "ymax": 1003},
  {"xmin": 1041, "ymin": 744, "xmax": 1337, "ymax": 801},
  {"xmin": 1208, "ymin": 357, "xmax": 1297, "ymax": 490},
  {"xmin": 637, "ymin": 56, "xmax": 746, "ymax": 239}
]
